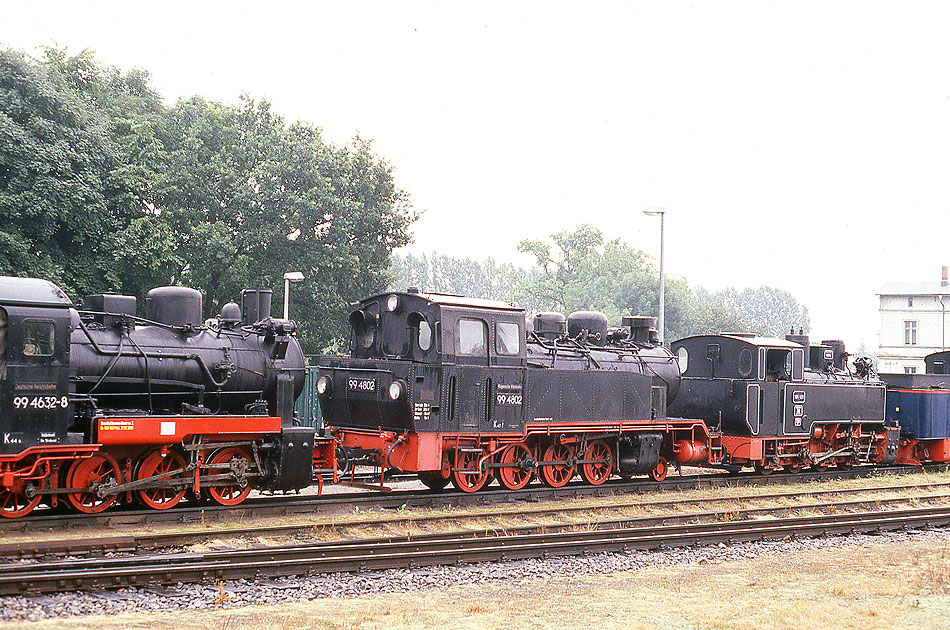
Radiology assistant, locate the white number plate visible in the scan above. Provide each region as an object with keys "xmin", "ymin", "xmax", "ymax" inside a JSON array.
[{"xmin": 13, "ymin": 396, "xmax": 69, "ymax": 410}]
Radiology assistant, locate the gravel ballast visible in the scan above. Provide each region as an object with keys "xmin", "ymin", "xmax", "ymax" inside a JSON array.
[{"xmin": 2, "ymin": 528, "xmax": 949, "ymax": 624}]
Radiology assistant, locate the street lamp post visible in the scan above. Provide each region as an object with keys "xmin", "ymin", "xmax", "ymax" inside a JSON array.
[
  {"xmin": 283, "ymin": 271, "xmax": 304, "ymax": 320},
  {"xmin": 643, "ymin": 208, "xmax": 666, "ymax": 343}
]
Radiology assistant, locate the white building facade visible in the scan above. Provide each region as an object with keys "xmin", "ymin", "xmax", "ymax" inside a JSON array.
[{"xmin": 878, "ymin": 270, "xmax": 950, "ymax": 373}]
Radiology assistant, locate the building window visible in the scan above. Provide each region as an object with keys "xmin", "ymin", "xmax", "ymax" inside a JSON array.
[
  {"xmin": 904, "ymin": 320, "xmax": 918, "ymax": 345},
  {"xmin": 908, "ymin": 297, "xmax": 914, "ymax": 307},
  {"xmin": 904, "ymin": 366, "xmax": 917, "ymax": 374}
]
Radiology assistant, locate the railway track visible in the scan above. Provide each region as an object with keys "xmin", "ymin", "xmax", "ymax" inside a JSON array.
[
  {"xmin": 4, "ymin": 478, "xmax": 950, "ymax": 560},
  {"xmin": 1, "ymin": 501, "xmax": 949, "ymax": 596},
  {"xmin": 3, "ymin": 464, "xmax": 941, "ymax": 534}
]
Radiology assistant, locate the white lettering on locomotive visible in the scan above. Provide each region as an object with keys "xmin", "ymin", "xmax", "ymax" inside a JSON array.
[{"xmin": 347, "ymin": 378, "xmax": 376, "ymax": 392}]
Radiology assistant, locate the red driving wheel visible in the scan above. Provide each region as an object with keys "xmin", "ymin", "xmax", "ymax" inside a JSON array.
[
  {"xmin": 498, "ymin": 443, "xmax": 534, "ymax": 490},
  {"xmin": 451, "ymin": 448, "xmax": 488, "ymax": 493},
  {"xmin": 0, "ymin": 473, "xmax": 43, "ymax": 518},
  {"xmin": 206, "ymin": 447, "xmax": 254, "ymax": 507},
  {"xmin": 581, "ymin": 440, "xmax": 613, "ymax": 486},
  {"xmin": 136, "ymin": 449, "xmax": 188, "ymax": 510},
  {"xmin": 540, "ymin": 443, "xmax": 576, "ymax": 488},
  {"xmin": 66, "ymin": 453, "xmax": 122, "ymax": 514}
]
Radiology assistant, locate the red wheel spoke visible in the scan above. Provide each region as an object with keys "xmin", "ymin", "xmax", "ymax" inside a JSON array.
[
  {"xmin": 451, "ymin": 449, "xmax": 488, "ymax": 493},
  {"xmin": 581, "ymin": 440, "xmax": 613, "ymax": 486},
  {"xmin": 0, "ymin": 484, "xmax": 41, "ymax": 518}
]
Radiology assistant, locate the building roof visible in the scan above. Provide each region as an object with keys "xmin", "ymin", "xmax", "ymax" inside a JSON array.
[{"xmin": 878, "ymin": 281, "xmax": 950, "ymax": 296}]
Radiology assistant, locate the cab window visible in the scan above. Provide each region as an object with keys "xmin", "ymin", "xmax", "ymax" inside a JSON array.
[
  {"xmin": 349, "ymin": 308, "xmax": 377, "ymax": 353},
  {"xmin": 458, "ymin": 318, "xmax": 488, "ymax": 357},
  {"xmin": 765, "ymin": 349, "xmax": 791, "ymax": 380},
  {"xmin": 23, "ymin": 320, "xmax": 55, "ymax": 358},
  {"xmin": 408, "ymin": 311, "xmax": 433, "ymax": 353},
  {"xmin": 738, "ymin": 348, "xmax": 754, "ymax": 377},
  {"xmin": 418, "ymin": 318, "xmax": 433, "ymax": 351},
  {"xmin": 496, "ymin": 322, "xmax": 521, "ymax": 355}
]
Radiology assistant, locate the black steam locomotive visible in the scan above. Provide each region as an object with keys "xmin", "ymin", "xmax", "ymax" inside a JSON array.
[
  {"xmin": 317, "ymin": 290, "xmax": 713, "ymax": 491},
  {"xmin": 668, "ymin": 332, "xmax": 897, "ymax": 472},
  {"xmin": 0, "ymin": 276, "xmax": 326, "ymax": 517}
]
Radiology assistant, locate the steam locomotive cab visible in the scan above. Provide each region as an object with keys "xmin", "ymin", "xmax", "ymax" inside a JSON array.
[
  {"xmin": 669, "ymin": 333, "xmax": 893, "ymax": 472},
  {"xmin": 0, "ymin": 277, "xmax": 75, "ymax": 455},
  {"xmin": 318, "ymin": 292, "xmax": 529, "ymax": 455}
]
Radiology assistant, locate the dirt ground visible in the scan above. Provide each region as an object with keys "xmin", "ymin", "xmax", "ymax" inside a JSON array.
[{"xmin": 9, "ymin": 533, "xmax": 950, "ymax": 630}]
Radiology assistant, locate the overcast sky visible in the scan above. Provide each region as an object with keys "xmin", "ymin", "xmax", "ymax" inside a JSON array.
[{"xmin": 5, "ymin": 2, "xmax": 950, "ymax": 350}]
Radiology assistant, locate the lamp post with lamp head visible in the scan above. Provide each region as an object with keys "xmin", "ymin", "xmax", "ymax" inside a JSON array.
[
  {"xmin": 282, "ymin": 271, "xmax": 304, "ymax": 320},
  {"xmin": 643, "ymin": 208, "xmax": 666, "ymax": 343}
]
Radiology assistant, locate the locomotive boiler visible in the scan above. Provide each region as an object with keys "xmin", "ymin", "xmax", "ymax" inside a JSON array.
[
  {"xmin": 70, "ymin": 286, "xmax": 305, "ymax": 420},
  {"xmin": 317, "ymin": 290, "xmax": 715, "ymax": 492},
  {"xmin": 0, "ymin": 276, "xmax": 324, "ymax": 517}
]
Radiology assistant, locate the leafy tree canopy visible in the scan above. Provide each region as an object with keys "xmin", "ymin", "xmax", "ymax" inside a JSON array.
[{"xmin": 0, "ymin": 46, "xmax": 415, "ymax": 352}]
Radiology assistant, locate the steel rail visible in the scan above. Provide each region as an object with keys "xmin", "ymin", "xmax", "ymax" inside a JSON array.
[
  {"xmin": 1, "ymin": 504, "xmax": 949, "ymax": 595},
  {"xmin": 4, "ymin": 491, "xmax": 950, "ymax": 565},
  {"xmin": 4, "ymin": 480, "xmax": 950, "ymax": 560},
  {"xmin": 3, "ymin": 464, "xmax": 940, "ymax": 534}
]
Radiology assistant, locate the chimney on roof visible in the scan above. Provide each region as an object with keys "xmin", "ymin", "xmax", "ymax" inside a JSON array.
[{"xmin": 943, "ymin": 266, "xmax": 948, "ymax": 287}]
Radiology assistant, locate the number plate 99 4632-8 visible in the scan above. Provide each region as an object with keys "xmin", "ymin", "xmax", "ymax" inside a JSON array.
[
  {"xmin": 347, "ymin": 378, "xmax": 376, "ymax": 392},
  {"xmin": 14, "ymin": 396, "xmax": 69, "ymax": 410}
]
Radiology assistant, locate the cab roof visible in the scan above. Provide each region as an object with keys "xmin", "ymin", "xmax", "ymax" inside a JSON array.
[
  {"xmin": 675, "ymin": 333, "xmax": 805, "ymax": 349},
  {"xmin": 360, "ymin": 291, "xmax": 522, "ymax": 313},
  {"xmin": 0, "ymin": 276, "xmax": 73, "ymax": 308}
]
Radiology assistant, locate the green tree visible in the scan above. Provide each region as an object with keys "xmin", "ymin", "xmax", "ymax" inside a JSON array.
[
  {"xmin": 400, "ymin": 226, "xmax": 811, "ymax": 344},
  {"xmin": 0, "ymin": 47, "xmax": 415, "ymax": 352},
  {"xmin": 155, "ymin": 97, "xmax": 414, "ymax": 351},
  {"xmin": 517, "ymin": 224, "xmax": 692, "ymax": 337},
  {"xmin": 695, "ymin": 285, "xmax": 811, "ymax": 338},
  {"xmin": 0, "ymin": 47, "xmax": 137, "ymax": 296}
]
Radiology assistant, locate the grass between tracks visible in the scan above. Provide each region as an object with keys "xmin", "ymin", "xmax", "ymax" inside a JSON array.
[{"xmin": 13, "ymin": 531, "xmax": 950, "ymax": 629}]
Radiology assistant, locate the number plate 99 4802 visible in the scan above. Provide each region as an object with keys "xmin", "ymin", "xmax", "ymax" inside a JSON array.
[{"xmin": 347, "ymin": 378, "xmax": 376, "ymax": 392}]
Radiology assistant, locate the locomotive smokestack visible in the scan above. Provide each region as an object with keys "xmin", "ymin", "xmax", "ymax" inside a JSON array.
[{"xmin": 942, "ymin": 266, "xmax": 948, "ymax": 287}]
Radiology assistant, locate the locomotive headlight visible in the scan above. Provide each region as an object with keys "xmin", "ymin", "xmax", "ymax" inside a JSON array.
[
  {"xmin": 316, "ymin": 376, "xmax": 332, "ymax": 397},
  {"xmin": 388, "ymin": 379, "xmax": 406, "ymax": 401},
  {"xmin": 386, "ymin": 294, "xmax": 401, "ymax": 312}
]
